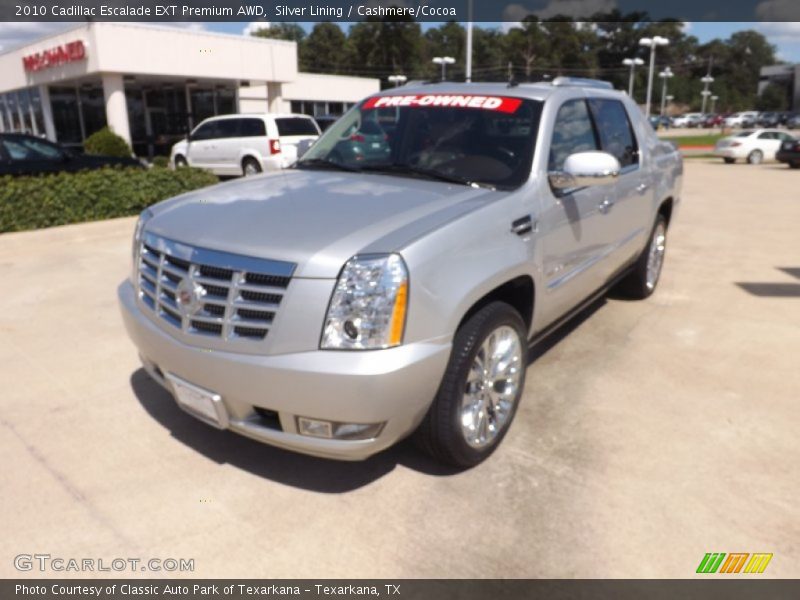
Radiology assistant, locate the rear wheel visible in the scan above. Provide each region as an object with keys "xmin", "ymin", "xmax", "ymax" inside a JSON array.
[
  {"xmin": 242, "ymin": 157, "xmax": 262, "ymax": 177},
  {"xmin": 747, "ymin": 149, "xmax": 763, "ymax": 165},
  {"xmin": 617, "ymin": 214, "xmax": 668, "ymax": 300},
  {"xmin": 789, "ymin": 161, "xmax": 800, "ymax": 169},
  {"xmin": 723, "ymin": 157, "xmax": 735, "ymax": 164},
  {"xmin": 415, "ymin": 302, "xmax": 527, "ymax": 468}
]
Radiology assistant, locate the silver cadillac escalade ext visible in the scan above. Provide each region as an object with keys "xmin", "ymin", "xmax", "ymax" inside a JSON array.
[{"xmin": 119, "ymin": 78, "xmax": 682, "ymax": 467}]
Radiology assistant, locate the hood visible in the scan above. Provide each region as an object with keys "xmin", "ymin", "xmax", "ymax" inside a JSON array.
[{"xmin": 146, "ymin": 169, "xmax": 502, "ymax": 278}]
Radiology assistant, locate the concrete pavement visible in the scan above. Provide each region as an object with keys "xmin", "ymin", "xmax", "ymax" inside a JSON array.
[{"xmin": 1, "ymin": 161, "xmax": 798, "ymax": 578}]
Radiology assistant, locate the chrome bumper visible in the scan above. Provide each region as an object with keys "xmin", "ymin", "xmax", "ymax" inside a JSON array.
[{"xmin": 118, "ymin": 280, "xmax": 451, "ymax": 460}]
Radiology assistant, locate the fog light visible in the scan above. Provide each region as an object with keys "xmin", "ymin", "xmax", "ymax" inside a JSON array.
[
  {"xmin": 296, "ymin": 417, "xmax": 385, "ymax": 440},
  {"xmin": 297, "ymin": 417, "xmax": 333, "ymax": 439}
]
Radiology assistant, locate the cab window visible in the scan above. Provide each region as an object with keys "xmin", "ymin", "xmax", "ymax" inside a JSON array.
[
  {"xmin": 216, "ymin": 119, "xmax": 240, "ymax": 139},
  {"xmin": 549, "ymin": 99, "xmax": 598, "ymax": 171},
  {"xmin": 587, "ymin": 98, "xmax": 639, "ymax": 168}
]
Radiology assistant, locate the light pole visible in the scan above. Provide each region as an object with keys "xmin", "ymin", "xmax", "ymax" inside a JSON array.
[
  {"xmin": 432, "ymin": 56, "xmax": 455, "ymax": 81},
  {"xmin": 465, "ymin": 0, "xmax": 473, "ymax": 82},
  {"xmin": 640, "ymin": 36, "xmax": 669, "ymax": 118},
  {"xmin": 659, "ymin": 67, "xmax": 674, "ymax": 117},
  {"xmin": 700, "ymin": 74, "xmax": 714, "ymax": 113},
  {"xmin": 388, "ymin": 74, "xmax": 407, "ymax": 88},
  {"xmin": 711, "ymin": 94, "xmax": 719, "ymax": 114},
  {"xmin": 622, "ymin": 57, "xmax": 644, "ymax": 98}
]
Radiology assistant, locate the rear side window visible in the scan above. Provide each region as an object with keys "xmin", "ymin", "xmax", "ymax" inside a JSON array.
[
  {"xmin": 276, "ymin": 118, "xmax": 319, "ymax": 137},
  {"xmin": 587, "ymin": 98, "xmax": 639, "ymax": 168},
  {"xmin": 240, "ymin": 118, "xmax": 266, "ymax": 137},
  {"xmin": 549, "ymin": 99, "xmax": 598, "ymax": 171}
]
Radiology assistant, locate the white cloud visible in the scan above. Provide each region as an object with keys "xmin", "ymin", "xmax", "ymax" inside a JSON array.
[
  {"xmin": 0, "ymin": 22, "xmax": 78, "ymax": 51},
  {"xmin": 502, "ymin": 0, "xmax": 616, "ymax": 21},
  {"xmin": 755, "ymin": 0, "xmax": 800, "ymax": 20},
  {"xmin": 242, "ymin": 21, "xmax": 271, "ymax": 36},
  {"xmin": 682, "ymin": 21, "xmax": 693, "ymax": 32},
  {"xmin": 754, "ymin": 21, "xmax": 800, "ymax": 41}
]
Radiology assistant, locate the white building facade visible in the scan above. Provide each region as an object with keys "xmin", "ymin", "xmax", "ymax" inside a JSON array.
[{"xmin": 0, "ymin": 23, "xmax": 379, "ymax": 157}]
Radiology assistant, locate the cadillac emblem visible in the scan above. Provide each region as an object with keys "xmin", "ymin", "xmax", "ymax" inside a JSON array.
[{"xmin": 175, "ymin": 278, "xmax": 206, "ymax": 316}]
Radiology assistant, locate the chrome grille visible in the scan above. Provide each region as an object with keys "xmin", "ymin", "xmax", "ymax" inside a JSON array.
[{"xmin": 136, "ymin": 232, "xmax": 295, "ymax": 344}]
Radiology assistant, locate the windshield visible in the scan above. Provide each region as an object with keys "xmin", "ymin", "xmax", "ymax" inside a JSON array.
[{"xmin": 296, "ymin": 93, "xmax": 543, "ymax": 190}]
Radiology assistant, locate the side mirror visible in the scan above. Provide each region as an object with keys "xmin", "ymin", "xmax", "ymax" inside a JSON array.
[{"xmin": 548, "ymin": 151, "xmax": 621, "ymax": 190}]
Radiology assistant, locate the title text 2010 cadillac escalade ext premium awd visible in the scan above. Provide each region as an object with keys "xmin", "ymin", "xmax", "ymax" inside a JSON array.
[{"xmin": 119, "ymin": 78, "xmax": 682, "ymax": 467}]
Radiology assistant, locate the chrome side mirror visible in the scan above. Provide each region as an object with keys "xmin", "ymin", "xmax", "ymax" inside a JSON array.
[{"xmin": 548, "ymin": 151, "xmax": 621, "ymax": 190}]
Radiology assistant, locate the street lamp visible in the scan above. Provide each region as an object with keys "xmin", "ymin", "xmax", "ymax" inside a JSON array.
[
  {"xmin": 640, "ymin": 35, "xmax": 669, "ymax": 118},
  {"xmin": 622, "ymin": 57, "xmax": 644, "ymax": 98},
  {"xmin": 659, "ymin": 67, "xmax": 674, "ymax": 117},
  {"xmin": 432, "ymin": 56, "xmax": 455, "ymax": 81},
  {"xmin": 711, "ymin": 94, "xmax": 719, "ymax": 114},
  {"xmin": 700, "ymin": 74, "xmax": 715, "ymax": 113},
  {"xmin": 388, "ymin": 74, "xmax": 407, "ymax": 88}
]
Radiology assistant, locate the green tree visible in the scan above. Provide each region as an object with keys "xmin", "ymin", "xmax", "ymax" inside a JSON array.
[
  {"xmin": 301, "ymin": 22, "xmax": 349, "ymax": 74},
  {"xmin": 423, "ymin": 21, "xmax": 465, "ymax": 79},
  {"xmin": 250, "ymin": 23, "xmax": 306, "ymax": 43},
  {"xmin": 757, "ymin": 83, "xmax": 789, "ymax": 111},
  {"xmin": 502, "ymin": 17, "xmax": 548, "ymax": 82},
  {"xmin": 346, "ymin": 17, "xmax": 424, "ymax": 86}
]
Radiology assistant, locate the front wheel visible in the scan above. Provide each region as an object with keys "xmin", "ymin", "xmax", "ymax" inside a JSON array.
[
  {"xmin": 174, "ymin": 155, "xmax": 187, "ymax": 168},
  {"xmin": 789, "ymin": 161, "xmax": 800, "ymax": 169},
  {"xmin": 414, "ymin": 302, "xmax": 527, "ymax": 468},
  {"xmin": 617, "ymin": 214, "xmax": 668, "ymax": 299}
]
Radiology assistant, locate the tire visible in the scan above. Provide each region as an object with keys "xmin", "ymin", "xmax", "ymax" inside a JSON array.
[
  {"xmin": 789, "ymin": 162, "xmax": 800, "ymax": 169},
  {"xmin": 242, "ymin": 157, "xmax": 262, "ymax": 177},
  {"xmin": 174, "ymin": 155, "xmax": 187, "ymax": 169},
  {"xmin": 617, "ymin": 214, "xmax": 668, "ymax": 300},
  {"xmin": 723, "ymin": 158, "xmax": 735, "ymax": 164},
  {"xmin": 747, "ymin": 150, "xmax": 763, "ymax": 165},
  {"xmin": 414, "ymin": 302, "xmax": 527, "ymax": 468}
]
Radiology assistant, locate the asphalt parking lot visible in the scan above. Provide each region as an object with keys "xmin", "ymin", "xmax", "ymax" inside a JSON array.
[{"xmin": 1, "ymin": 160, "xmax": 798, "ymax": 578}]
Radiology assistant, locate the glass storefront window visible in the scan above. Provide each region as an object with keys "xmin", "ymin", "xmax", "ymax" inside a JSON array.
[
  {"xmin": 29, "ymin": 88, "xmax": 45, "ymax": 136},
  {"xmin": 78, "ymin": 85, "xmax": 107, "ymax": 138},
  {"xmin": 190, "ymin": 88, "xmax": 215, "ymax": 124},
  {"xmin": 216, "ymin": 88, "xmax": 235, "ymax": 115},
  {"xmin": 49, "ymin": 86, "xmax": 82, "ymax": 146}
]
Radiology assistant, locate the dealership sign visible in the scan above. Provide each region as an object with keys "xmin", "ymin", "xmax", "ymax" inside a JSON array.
[
  {"xmin": 362, "ymin": 94, "xmax": 523, "ymax": 114},
  {"xmin": 22, "ymin": 40, "xmax": 86, "ymax": 72}
]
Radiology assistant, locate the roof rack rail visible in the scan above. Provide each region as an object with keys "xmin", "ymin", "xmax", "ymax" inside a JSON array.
[{"xmin": 551, "ymin": 76, "xmax": 614, "ymax": 90}]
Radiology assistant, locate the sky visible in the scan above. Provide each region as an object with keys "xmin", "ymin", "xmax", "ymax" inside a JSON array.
[{"xmin": 1, "ymin": 20, "xmax": 799, "ymax": 62}]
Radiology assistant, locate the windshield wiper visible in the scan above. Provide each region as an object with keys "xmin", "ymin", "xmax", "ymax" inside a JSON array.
[
  {"xmin": 294, "ymin": 158, "xmax": 361, "ymax": 173},
  {"xmin": 360, "ymin": 163, "xmax": 495, "ymax": 190}
]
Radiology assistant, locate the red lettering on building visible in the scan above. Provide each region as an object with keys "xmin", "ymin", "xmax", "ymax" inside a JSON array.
[{"xmin": 22, "ymin": 40, "xmax": 86, "ymax": 72}]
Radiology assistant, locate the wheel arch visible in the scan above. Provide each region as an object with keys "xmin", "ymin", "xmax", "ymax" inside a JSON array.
[{"xmin": 455, "ymin": 275, "xmax": 535, "ymax": 338}]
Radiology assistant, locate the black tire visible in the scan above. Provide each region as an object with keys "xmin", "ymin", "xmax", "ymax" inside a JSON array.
[
  {"xmin": 242, "ymin": 157, "xmax": 262, "ymax": 176},
  {"xmin": 617, "ymin": 214, "xmax": 668, "ymax": 300},
  {"xmin": 747, "ymin": 150, "xmax": 763, "ymax": 165},
  {"xmin": 789, "ymin": 162, "xmax": 800, "ymax": 169},
  {"xmin": 414, "ymin": 302, "xmax": 528, "ymax": 468},
  {"xmin": 174, "ymin": 155, "xmax": 187, "ymax": 168},
  {"xmin": 723, "ymin": 157, "xmax": 735, "ymax": 164}
]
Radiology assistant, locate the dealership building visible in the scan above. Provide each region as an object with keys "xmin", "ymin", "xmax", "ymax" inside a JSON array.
[{"xmin": 0, "ymin": 23, "xmax": 379, "ymax": 156}]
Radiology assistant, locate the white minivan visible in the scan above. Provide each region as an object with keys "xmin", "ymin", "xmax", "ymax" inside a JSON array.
[{"xmin": 171, "ymin": 113, "xmax": 320, "ymax": 176}]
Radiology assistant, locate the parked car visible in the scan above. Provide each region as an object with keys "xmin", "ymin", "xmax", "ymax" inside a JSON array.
[
  {"xmin": 724, "ymin": 111, "xmax": 759, "ymax": 129},
  {"xmin": 776, "ymin": 138, "xmax": 800, "ymax": 168},
  {"xmin": 786, "ymin": 114, "xmax": 800, "ymax": 130},
  {"xmin": 702, "ymin": 113, "xmax": 724, "ymax": 128},
  {"xmin": 713, "ymin": 129, "xmax": 796, "ymax": 164},
  {"xmin": 170, "ymin": 113, "xmax": 321, "ymax": 177},
  {"xmin": 0, "ymin": 133, "xmax": 141, "ymax": 176},
  {"xmin": 120, "ymin": 78, "xmax": 682, "ymax": 467},
  {"xmin": 672, "ymin": 113, "xmax": 704, "ymax": 128},
  {"xmin": 648, "ymin": 115, "xmax": 672, "ymax": 130},
  {"xmin": 756, "ymin": 112, "xmax": 781, "ymax": 128}
]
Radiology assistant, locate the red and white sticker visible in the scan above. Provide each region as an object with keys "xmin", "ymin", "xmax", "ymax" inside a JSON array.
[{"xmin": 362, "ymin": 94, "xmax": 522, "ymax": 114}]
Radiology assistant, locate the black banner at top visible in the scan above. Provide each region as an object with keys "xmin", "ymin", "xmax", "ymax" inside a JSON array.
[{"xmin": 2, "ymin": 0, "xmax": 800, "ymax": 22}]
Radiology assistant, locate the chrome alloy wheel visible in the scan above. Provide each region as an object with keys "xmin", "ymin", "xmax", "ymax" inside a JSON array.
[
  {"xmin": 460, "ymin": 325, "xmax": 524, "ymax": 449},
  {"xmin": 646, "ymin": 221, "xmax": 667, "ymax": 291}
]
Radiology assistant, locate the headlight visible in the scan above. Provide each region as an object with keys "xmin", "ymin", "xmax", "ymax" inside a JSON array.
[
  {"xmin": 321, "ymin": 254, "xmax": 408, "ymax": 350},
  {"xmin": 131, "ymin": 208, "xmax": 154, "ymax": 280}
]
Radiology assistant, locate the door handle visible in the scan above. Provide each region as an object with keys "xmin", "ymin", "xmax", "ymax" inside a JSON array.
[
  {"xmin": 598, "ymin": 198, "xmax": 614, "ymax": 214},
  {"xmin": 636, "ymin": 183, "xmax": 649, "ymax": 193},
  {"xmin": 511, "ymin": 215, "xmax": 533, "ymax": 236}
]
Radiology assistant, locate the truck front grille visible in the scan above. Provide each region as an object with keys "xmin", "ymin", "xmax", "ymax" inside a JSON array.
[{"xmin": 136, "ymin": 232, "xmax": 295, "ymax": 344}]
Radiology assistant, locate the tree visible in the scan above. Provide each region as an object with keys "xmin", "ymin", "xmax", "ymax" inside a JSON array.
[
  {"xmin": 346, "ymin": 17, "xmax": 424, "ymax": 85},
  {"xmin": 301, "ymin": 23, "xmax": 349, "ymax": 74},
  {"xmin": 503, "ymin": 17, "xmax": 548, "ymax": 81},
  {"xmin": 423, "ymin": 21, "xmax": 465, "ymax": 79},
  {"xmin": 757, "ymin": 83, "xmax": 789, "ymax": 111},
  {"xmin": 250, "ymin": 23, "xmax": 306, "ymax": 43}
]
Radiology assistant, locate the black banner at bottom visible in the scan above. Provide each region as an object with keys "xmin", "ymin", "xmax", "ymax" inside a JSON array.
[{"xmin": 3, "ymin": 580, "xmax": 800, "ymax": 600}]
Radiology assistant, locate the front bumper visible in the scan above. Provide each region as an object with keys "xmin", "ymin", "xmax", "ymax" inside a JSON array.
[{"xmin": 118, "ymin": 280, "xmax": 451, "ymax": 460}]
